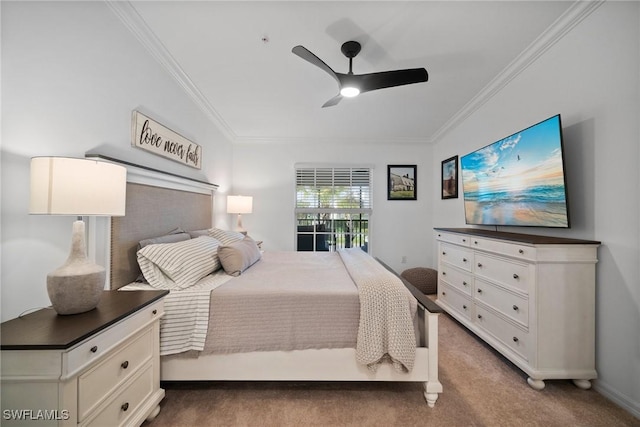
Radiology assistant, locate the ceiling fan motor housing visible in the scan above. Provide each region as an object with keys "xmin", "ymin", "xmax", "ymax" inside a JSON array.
[{"xmin": 341, "ymin": 41, "xmax": 361, "ymax": 58}]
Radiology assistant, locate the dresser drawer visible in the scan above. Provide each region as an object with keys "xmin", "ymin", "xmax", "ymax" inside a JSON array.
[
  {"xmin": 82, "ymin": 362, "xmax": 154, "ymax": 427},
  {"xmin": 474, "ymin": 253, "xmax": 530, "ymax": 293},
  {"xmin": 435, "ymin": 231, "xmax": 471, "ymax": 247},
  {"xmin": 475, "ymin": 305, "xmax": 529, "ymax": 361},
  {"xmin": 475, "ymin": 279, "xmax": 528, "ymax": 327},
  {"xmin": 439, "ymin": 243, "xmax": 473, "ymax": 272},
  {"xmin": 470, "ymin": 236, "xmax": 536, "ymax": 261},
  {"xmin": 78, "ymin": 327, "xmax": 154, "ymax": 420},
  {"xmin": 439, "ymin": 264, "xmax": 473, "ymax": 296},
  {"xmin": 438, "ymin": 284, "xmax": 473, "ymax": 321},
  {"xmin": 66, "ymin": 300, "xmax": 164, "ymax": 377}
]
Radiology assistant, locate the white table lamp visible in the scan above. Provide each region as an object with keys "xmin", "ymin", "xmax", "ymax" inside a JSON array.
[
  {"xmin": 30, "ymin": 157, "xmax": 127, "ymax": 315},
  {"xmin": 227, "ymin": 195, "xmax": 252, "ymax": 233}
]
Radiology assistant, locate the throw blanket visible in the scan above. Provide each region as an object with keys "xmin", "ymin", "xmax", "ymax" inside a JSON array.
[{"xmin": 338, "ymin": 248, "xmax": 417, "ymax": 372}]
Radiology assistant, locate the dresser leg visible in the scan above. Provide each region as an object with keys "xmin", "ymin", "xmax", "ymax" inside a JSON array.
[
  {"xmin": 527, "ymin": 377, "xmax": 545, "ymax": 390},
  {"xmin": 146, "ymin": 404, "xmax": 161, "ymax": 421},
  {"xmin": 572, "ymin": 379, "xmax": 592, "ymax": 390}
]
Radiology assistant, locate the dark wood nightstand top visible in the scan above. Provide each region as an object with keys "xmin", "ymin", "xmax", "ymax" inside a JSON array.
[{"xmin": 1, "ymin": 290, "xmax": 168, "ymax": 350}]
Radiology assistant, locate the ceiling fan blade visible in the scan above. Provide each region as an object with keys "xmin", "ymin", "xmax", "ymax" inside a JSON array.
[
  {"xmin": 292, "ymin": 45, "xmax": 340, "ymax": 85},
  {"xmin": 354, "ymin": 68, "xmax": 428, "ymax": 94},
  {"xmin": 322, "ymin": 94, "xmax": 343, "ymax": 108}
]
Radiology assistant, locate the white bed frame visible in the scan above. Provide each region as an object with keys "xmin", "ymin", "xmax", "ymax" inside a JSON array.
[{"xmin": 105, "ymin": 158, "xmax": 442, "ymax": 407}]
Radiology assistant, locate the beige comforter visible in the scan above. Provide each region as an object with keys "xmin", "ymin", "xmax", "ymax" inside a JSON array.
[{"xmin": 194, "ymin": 250, "xmax": 417, "ymax": 372}]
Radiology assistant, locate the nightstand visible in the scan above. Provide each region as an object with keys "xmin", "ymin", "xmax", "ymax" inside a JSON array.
[{"xmin": 1, "ymin": 290, "xmax": 168, "ymax": 426}]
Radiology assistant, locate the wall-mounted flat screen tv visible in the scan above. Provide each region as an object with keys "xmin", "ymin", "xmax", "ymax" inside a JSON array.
[{"xmin": 460, "ymin": 114, "xmax": 570, "ymax": 228}]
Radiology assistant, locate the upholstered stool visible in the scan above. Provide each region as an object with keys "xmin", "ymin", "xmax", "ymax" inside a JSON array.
[{"xmin": 401, "ymin": 267, "xmax": 438, "ymax": 295}]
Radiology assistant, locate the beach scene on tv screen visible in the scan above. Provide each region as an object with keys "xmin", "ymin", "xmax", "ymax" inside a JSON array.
[{"xmin": 461, "ymin": 116, "xmax": 569, "ymax": 227}]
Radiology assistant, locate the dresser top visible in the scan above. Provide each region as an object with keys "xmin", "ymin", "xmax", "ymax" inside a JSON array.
[
  {"xmin": 435, "ymin": 227, "xmax": 601, "ymax": 245},
  {"xmin": 1, "ymin": 290, "xmax": 168, "ymax": 350}
]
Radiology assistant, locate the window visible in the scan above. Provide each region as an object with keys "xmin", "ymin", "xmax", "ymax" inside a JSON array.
[{"xmin": 295, "ymin": 165, "xmax": 372, "ymax": 252}]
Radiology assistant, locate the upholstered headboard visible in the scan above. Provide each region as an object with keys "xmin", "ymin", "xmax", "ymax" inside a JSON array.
[{"xmin": 110, "ymin": 182, "xmax": 213, "ymax": 289}]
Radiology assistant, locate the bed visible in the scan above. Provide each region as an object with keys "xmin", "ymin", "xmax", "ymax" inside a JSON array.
[{"xmin": 109, "ymin": 178, "xmax": 443, "ymax": 407}]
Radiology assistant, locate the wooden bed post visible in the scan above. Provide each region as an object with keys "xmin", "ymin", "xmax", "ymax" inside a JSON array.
[{"xmin": 424, "ymin": 310, "xmax": 442, "ymax": 407}]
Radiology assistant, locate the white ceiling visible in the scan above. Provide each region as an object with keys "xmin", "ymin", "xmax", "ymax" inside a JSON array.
[{"xmin": 119, "ymin": 1, "xmax": 575, "ymax": 145}]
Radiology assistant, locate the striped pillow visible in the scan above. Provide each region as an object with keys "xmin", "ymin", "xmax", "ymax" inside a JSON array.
[
  {"xmin": 137, "ymin": 236, "xmax": 221, "ymax": 290},
  {"xmin": 207, "ymin": 228, "xmax": 245, "ymax": 246}
]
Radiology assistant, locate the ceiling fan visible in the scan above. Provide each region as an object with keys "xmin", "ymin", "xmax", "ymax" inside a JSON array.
[{"xmin": 292, "ymin": 40, "xmax": 428, "ymax": 108}]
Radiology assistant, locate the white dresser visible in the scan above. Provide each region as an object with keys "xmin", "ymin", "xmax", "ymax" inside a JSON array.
[
  {"xmin": 434, "ymin": 228, "xmax": 600, "ymax": 390},
  {"xmin": 1, "ymin": 290, "xmax": 168, "ymax": 426}
]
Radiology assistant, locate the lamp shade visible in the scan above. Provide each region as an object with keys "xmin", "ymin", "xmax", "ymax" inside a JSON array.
[
  {"xmin": 227, "ymin": 195, "xmax": 253, "ymax": 214},
  {"xmin": 30, "ymin": 157, "xmax": 127, "ymax": 216}
]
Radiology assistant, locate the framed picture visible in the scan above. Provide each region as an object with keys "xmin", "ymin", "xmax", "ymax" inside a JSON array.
[
  {"xmin": 441, "ymin": 155, "xmax": 458, "ymax": 199},
  {"xmin": 387, "ymin": 165, "xmax": 417, "ymax": 200}
]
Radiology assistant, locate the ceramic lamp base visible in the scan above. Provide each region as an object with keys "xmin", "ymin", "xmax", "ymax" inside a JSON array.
[{"xmin": 47, "ymin": 220, "xmax": 106, "ymax": 315}]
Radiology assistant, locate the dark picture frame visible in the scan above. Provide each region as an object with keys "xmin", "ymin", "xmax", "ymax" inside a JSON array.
[
  {"xmin": 441, "ymin": 155, "xmax": 458, "ymax": 199},
  {"xmin": 387, "ymin": 165, "xmax": 417, "ymax": 200}
]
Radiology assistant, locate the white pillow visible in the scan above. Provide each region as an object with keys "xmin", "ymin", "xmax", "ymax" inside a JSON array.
[
  {"xmin": 207, "ymin": 228, "xmax": 245, "ymax": 246},
  {"xmin": 137, "ymin": 236, "xmax": 221, "ymax": 290}
]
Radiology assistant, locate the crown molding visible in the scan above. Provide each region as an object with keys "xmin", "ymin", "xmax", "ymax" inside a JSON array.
[
  {"xmin": 233, "ymin": 135, "xmax": 428, "ymax": 146},
  {"xmin": 106, "ymin": 1, "xmax": 237, "ymax": 142},
  {"xmin": 429, "ymin": 0, "xmax": 605, "ymax": 144}
]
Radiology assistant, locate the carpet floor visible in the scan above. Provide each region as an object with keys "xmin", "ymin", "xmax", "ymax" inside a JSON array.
[{"xmin": 144, "ymin": 313, "xmax": 638, "ymax": 426}]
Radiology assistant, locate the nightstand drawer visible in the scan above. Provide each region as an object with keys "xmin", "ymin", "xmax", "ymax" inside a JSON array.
[
  {"xmin": 82, "ymin": 362, "xmax": 154, "ymax": 427},
  {"xmin": 66, "ymin": 300, "xmax": 164, "ymax": 377},
  {"xmin": 78, "ymin": 327, "xmax": 154, "ymax": 420}
]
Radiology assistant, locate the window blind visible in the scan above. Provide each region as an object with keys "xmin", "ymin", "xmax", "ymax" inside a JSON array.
[{"xmin": 295, "ymin": 167, "xmax": 372, "ymax": 213}]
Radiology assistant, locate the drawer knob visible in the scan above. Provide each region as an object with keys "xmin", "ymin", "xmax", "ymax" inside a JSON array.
[
  {"xmin": 513, "ymin": 273, "xmax": 519, "ymax": 279},
  {"xmin": 513, "ymin": 305, "xmax": 519, "ymax": 311},
  {"xmin": 121, "ymin": 402, "xmax": 129, "ymax": 412},
  {"xmin": 463, "ymin": 258, "xmax": 467, "ymax": 262},
  {"xmin": 463, "ymin": 281, "xmax": 468, "ymax": 286},
  {"xmin": 477, "ymin": 314, "xmax": 482, "ymax": 319},
  {"xmin": 477, "ymin": 263, "xmax": 483, "ymax": 268},
  {"xmin": 463, "ymin": 305, "xmax": 467, "ymax": 310},
  {"xmin": 442, "ymin": 251, "xmax": 446, "ymax": 255},
  {"xmin": 519, "ymin": 249, "xmax": 524, "ymax": 254},
  {"xmin": 474, "ymin": 241, "xmax": 478, "ymax": 245},
  {"xmin": 153, "ymin": 309, "xmax": 157, "ymax": 315},
  {"xmin": 442, "ymin": 271, "xmax": 447, "ymax": 276},
  {"xmin": 462, "ymin": 238, "xmax": 466, "ymax": 242},
  {"xmin": 90, "ymin": 346, "xmax": 98, "ymax": 353},
  {"xmin": 121, "ymin": 360, "xmax": 129, "ymax": 369},
  {"xmin": 442, "ymin": 291, "xmax": 446, "ymax": 296},
  {"xmin": 477, "ymin": 289, "xmax": 482, "ymax": 294},
  {"xmin": 513, "ymin": 337, "xmax": 519, "ymax": 343}
]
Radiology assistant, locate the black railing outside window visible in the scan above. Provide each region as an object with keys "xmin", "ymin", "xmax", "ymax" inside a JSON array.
[{"xmin": 296, "ymin": 214, "xmax": 369, "ymax": 252}]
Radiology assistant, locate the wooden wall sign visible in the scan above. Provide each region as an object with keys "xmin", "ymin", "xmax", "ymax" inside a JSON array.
[{"xmin": 131, "ymin": 110, "xmax": 202, "ymax": 169}]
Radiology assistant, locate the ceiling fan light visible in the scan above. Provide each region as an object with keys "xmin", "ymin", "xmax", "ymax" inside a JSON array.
[{"xmin": 340, "ymin": 86, "xmax": 360, "ymax": 97}]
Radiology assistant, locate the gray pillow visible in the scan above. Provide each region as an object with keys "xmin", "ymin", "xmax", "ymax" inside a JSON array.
[
  {"xmin": 138, "ymin": 228, "xmax": 190, "ymax": 249},
  {"xmin": 218, "ymin": 237, "xmax": 262, "ymax": 277}
]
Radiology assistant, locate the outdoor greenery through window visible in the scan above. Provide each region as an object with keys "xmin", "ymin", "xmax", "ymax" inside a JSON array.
[{"xmin": 295, "ymin": 166, "xmax": 372, "ymax": 252}]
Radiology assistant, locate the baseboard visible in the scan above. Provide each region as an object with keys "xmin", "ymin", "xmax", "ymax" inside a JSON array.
[{"xmin": 593, "ymin": 380, "xmax": 640, "ymax": 420}]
